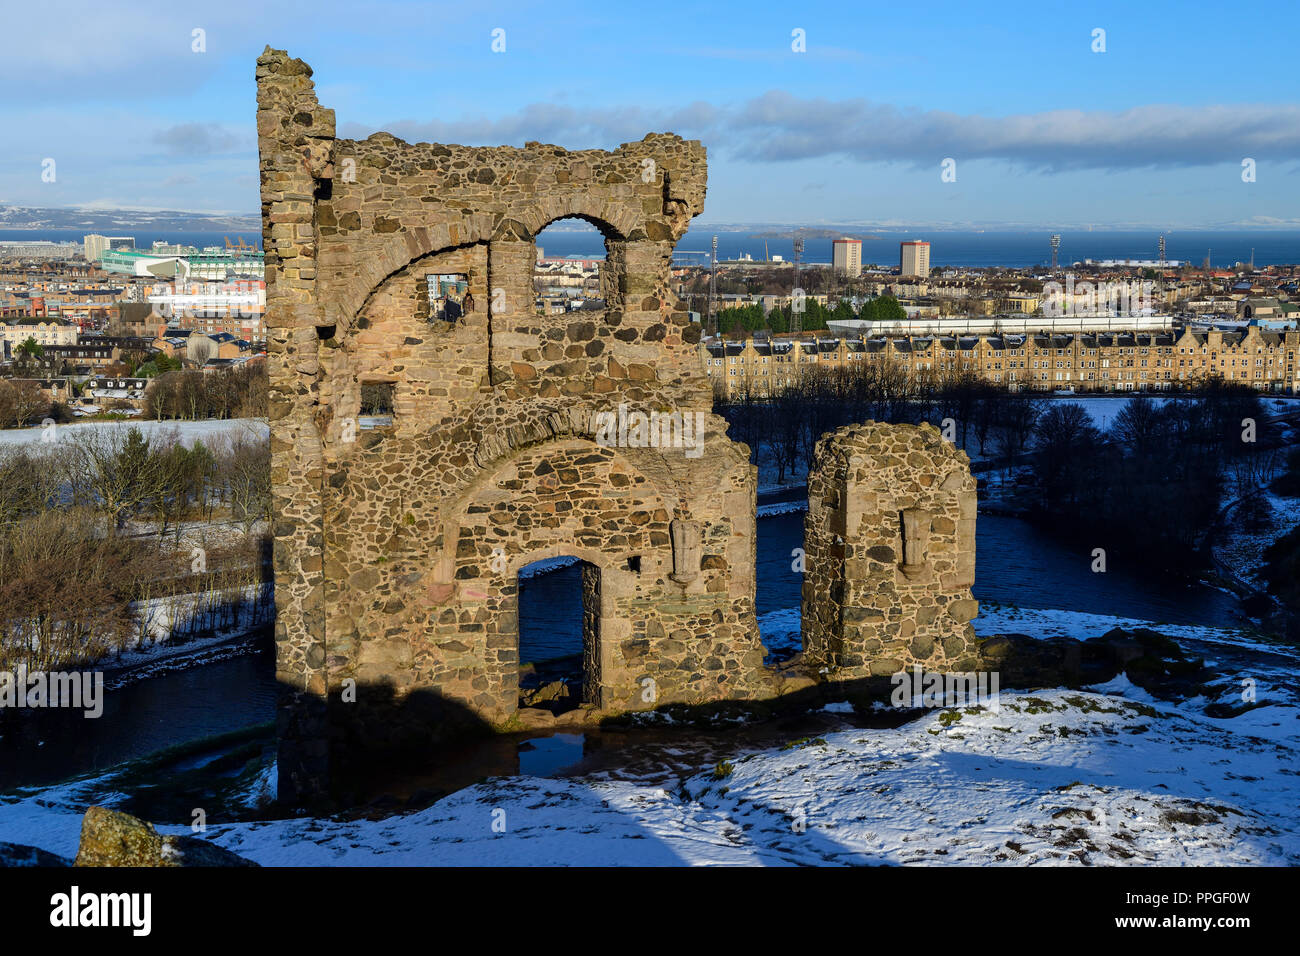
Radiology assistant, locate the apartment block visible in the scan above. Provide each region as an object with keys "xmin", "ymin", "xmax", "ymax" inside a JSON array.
[
  {"xmin": 832, "ymin": 238, "xmax": 863, "ymax": 277},
  {"xmin": 900, "ymin": 240, "xmax": 930, "ymax": 277}
]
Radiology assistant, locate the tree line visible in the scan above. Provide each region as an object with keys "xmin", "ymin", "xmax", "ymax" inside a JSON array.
[
  {"xmin": 1027, "ymin": 384, "xmax": 1279, "ymax": 573},
  {"xmin": 0, "ymin": 424, "xmax": 272, "ymax": 672},
  {"xmin": 0, "ymin": 362, "xmax": 267, "ymax": 429},
  {"xmin": 144, "ymin": 363, "xmax": 267, "ymax": 420},
  {"xmin": 716, "ymin": 363, "xmax": 1287, "ymax": 577},
  {"xmin": 715, "ymin": 359, "xmax": 1035, "ymax": 483},
  {"xmin": 716, "ymin": 295, "xmax": 908, "ymax": 336}
]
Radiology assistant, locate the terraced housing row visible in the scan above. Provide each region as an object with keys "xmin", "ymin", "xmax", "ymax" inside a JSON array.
[{"xmin": 703, "ymin": 324, "xmax": 1300, "ymax": 396}]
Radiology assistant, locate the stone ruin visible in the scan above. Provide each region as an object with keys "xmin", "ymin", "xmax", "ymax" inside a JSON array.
[
  {"xmin": 802, "ymin": 422, "xmax": 981, "ymax": 677},
  {"xmin": 257, "ymin": 49, "xmax": 979, "ymax": 804}
]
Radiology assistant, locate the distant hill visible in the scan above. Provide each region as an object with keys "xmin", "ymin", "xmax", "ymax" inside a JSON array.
[
  {"xmin": 0, "ymin": 205, "xmax": 259, "ymax": 233},
  {"xmin": 749, "ymin": 228, "xmax": 883, "ymax": 240}
]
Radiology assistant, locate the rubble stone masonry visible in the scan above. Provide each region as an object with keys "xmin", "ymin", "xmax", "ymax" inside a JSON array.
[
  {"xmin": 258, "ymin": 48, "xmax": 980, "ymax": 803},
  {"xmin": 802, "ymin": 422, "xmax": 981, "ymax": 678}
]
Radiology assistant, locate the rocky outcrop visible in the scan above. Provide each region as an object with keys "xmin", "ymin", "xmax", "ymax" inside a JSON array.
[
  {"xmin": 979, "ymin": 627, "xmax": 1210, "ymax": 697},
  {"xmin": 73, "ymin": 806, "xmax": 258, "ymax": 867}
]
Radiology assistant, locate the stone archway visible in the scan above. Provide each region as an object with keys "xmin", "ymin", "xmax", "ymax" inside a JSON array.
[
  {"xmin": 259, "ymin": 47, "xmax": 759, "ymax": 804},
  {"xmin": 423, "ymin": 436, "xmax": 674, "ymax": 721}
]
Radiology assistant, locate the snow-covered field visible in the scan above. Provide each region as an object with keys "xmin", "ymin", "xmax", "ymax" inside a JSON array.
[
  {"xmin": 1213, "ymin": 491, "xmax": 1300, "ymax": 591},
  {"xmin": 0, "ymin": 417, "xmax": 267, "ymax": 450},
  {"xmin": 1049, "ymin": 395, "xmax": 1170, "ymax": 430},
  {"xmin": 1044, "ymin": 394, "xmax": 1299, "ymax": 431},
  {"xmin": 3, "ymin": 603, "xmax": 1296, "ymax": 866}
]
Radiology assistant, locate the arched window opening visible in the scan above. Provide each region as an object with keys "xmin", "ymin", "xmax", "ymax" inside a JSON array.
[{"xmin": 532, "ymin": 218, "xmax": 607, "ymax": 317}]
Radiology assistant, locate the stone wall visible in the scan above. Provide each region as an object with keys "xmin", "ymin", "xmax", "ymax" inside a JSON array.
[
  {"xmin": 258, "ymin": 47, "xmax": 981, "ymax": 806},
  {"xmin": 257, "ymin": 48, "xmax": 769, "ymax": 804},
  {"xmin": 802, "ymin": 421, "xmax": 981, "ymax": 679},
  {"xmin": 257, "ymin": 48, "xmax": 335, "ymax": 802}
]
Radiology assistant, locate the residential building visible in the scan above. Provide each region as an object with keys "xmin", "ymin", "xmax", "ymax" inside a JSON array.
[
  {"xmin": 0, "ymin": 319, "xmax": 79, "ymax": 350},
  {"xmin": 704, "ymin": 325, "xmax": 1300, "ymax": 397},
  {"xmin": 900, "ymin": 240, "xmax": 930, "ymax": 277},
  {"xmin": 0, "ymin": 241, "xmax": 81, "ymax": 260},
  {"xmin": 832, "ymin": 238, "xmax": 863, "ymax": 277},
  {"xmin": 186, "ymin": 331, "xmax": 248, "ymax": 365}
]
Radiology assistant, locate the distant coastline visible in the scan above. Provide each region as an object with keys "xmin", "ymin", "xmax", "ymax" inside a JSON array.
[
  {"xmin": 4, "ymin": 222, "xmax": 1300, "ymax": 270},
  {"xmin": 0, "ymin": 205, "xmax": 259, "ymax": 234},
  {"xmin": 749, "ymin": 229, "xmax": 884, "ymax": 240}
]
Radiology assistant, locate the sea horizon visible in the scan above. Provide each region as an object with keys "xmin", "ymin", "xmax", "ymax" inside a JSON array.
[{"xmin": 7, "ymin": 227, "xmax": 1300, "ymax": 269}]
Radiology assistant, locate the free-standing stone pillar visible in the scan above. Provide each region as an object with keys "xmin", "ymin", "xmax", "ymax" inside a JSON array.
[{"xmin": 802, "ymin": 421, "xmax": 981, "ymax": 680}]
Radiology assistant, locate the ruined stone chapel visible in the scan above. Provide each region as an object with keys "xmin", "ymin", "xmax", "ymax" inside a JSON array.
[{"xmin": 258, "ymin": 49, "xmax": 980, "ymax": 802}]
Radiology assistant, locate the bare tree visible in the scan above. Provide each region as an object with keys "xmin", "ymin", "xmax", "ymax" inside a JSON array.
[
  {"xmin": 11, "ymin": 381, "xmax": 48, "ymax": 428},
  {"xmin": 0, "ymin": 508, "xmax": 143, "ymax": 671},
  {"xmin": 219, "ymin": 433, "xmax": 272, "ymax": 532},
  {"xmin": 62, "ymin": 425, "xmax": 166, "ymax": 532}
]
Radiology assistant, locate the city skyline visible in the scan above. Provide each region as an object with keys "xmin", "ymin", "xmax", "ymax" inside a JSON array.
[{"xmin": 1, "ymin": 0, "xmax": 1297, "ymax": 229}]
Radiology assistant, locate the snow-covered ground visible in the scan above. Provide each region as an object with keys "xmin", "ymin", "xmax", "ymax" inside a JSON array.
[
  {"xmin": 101, "ymin": 583, "xmax": 273, "ymax": 687},
  {"xmin": 123, "ymin": 582, "xmax": 269, "ymax": 646},
  {"xmin": 973, "ymin": 602, "xmax": 1279, "ymax": 652},
  {"xmin": 756, "ymin": 500, "xmax": 807, "ymax": 518},
  {"xmin": 0, "ymin": 417, "xmax": 267, "ymax": 450},
  {"xmin": 762, "ymin": 599, "xmax": 1295, "ymax": 663},
  {"xmin": 758, "ymin": 606, "xmax": 801, "ymax": 658},
  {"xmin": 0, "ymin": 582, "xmax": 271, "ymax": 690},
  {"xmin": 1213, "ymin": 491, "xmax": 1300, "ymax": 591},
  {"xmin": 6, "ymin": 681, "xmax": 1294, "ymax": 865},
  {"xmin": 1045, "ymin": 395, "xmax": 1171, "ymax": 430},
  {"xmin": 1035, "ymin": 394, "xmax": 1296, "ymax": 431},
  {"xmin": 754, "ymin": 444, "xmax": 809, "ymax": 495},
  {"xmin": 3, "ymin": 603, "xmax": 1296, "ymax": 866},
  {"xmin": 519, "ymin": 555, "xmax": 579, "ymax": 579}
]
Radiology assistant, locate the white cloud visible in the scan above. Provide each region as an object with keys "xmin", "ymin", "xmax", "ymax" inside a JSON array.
[
  {"xmin": 152, "ymin": 124, "xmax": 245, "ymax": 157},
  {"xmin": 348, "ymin": 95, "xmax": 1300, "ymax": 172}
]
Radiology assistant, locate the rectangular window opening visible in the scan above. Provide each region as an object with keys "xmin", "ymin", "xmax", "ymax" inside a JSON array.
[
  {"xmin": 423, "ymin": 273, "xmax": 470, "ymax": 323},
  {"xmin": 359, "ymin": 381, "xmax": 395, "ymax": 429}
]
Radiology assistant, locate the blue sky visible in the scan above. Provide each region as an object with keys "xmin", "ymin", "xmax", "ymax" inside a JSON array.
[{"xmin": 3, "ymin": 0, "xmax": 1298, "ymax": 229}]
